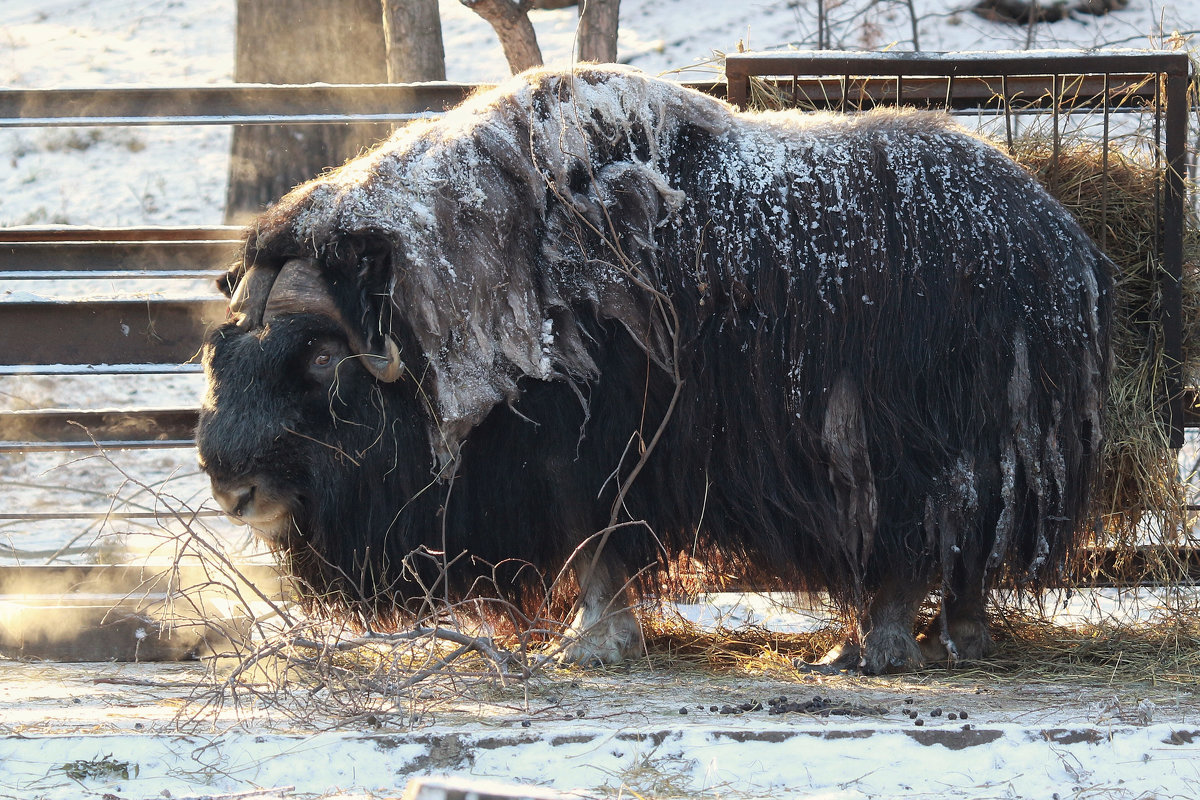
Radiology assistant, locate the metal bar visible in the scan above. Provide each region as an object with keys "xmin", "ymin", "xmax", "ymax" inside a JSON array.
[
  {"xmin": 1163, "ymin": 70, "xmax": 1188, "ymax": 448},
  {"xmin": 1101, "ymin": 73, "xmax": 1110, "ymax": 252},
  {"xmin": 0, "ymin": 112, "xmax": 443, "ymax": 128},
  {"xmin": 0, "ymin": 298, "xmax": 226, "ymax": 365},
  {"xmin": 1002, "ymin": 74, "xmax": 1013, "ymax": 152},
  {"xmin": 0, "ymin": 82, "xmax": 478, "ymax": 125},
  {"xmin": 723, "ymin": 51, "xmax": 1192, "ymax": 79},
  {"xmin": 0, "ymin": 439, "xmax": 196, "ymax": 452},
  {"xmin": 2, "ymin": 270, "xmax": 222, "ymax": 280},
  {"xmin": 0, "ymin": 407, "xmax": 199, "ymax": 444},
  {"xmin": 725, "ymin": 63, "xmax": 750, "ymax": 108},
  {"xmin": 1051, "ymin": 73, "xmax": 1061, "ymax": 196},
  {"xmin": 0, "ymin": 510, "xmax": 219, "ymax": 521},
  {"xmin": 693, "ymin": 546, "xmax": 1200, "ymax": 589},
  {"xmin": 750, "ymin": 74, "xmax": 1158, "ymax": 112},
  {"xmin": 0, "ymin": 226, "xmax": 241, "ymax": 243},
  {"xmin": 0, "ymin": 80, "xmax": 747, "ymax": 131},
  {"xmin": 0, "ymin": 364, "xmax": 203, "ymax": 378},
  {"xmin": 1183, "ymin": 389, "xmax": 1200, "ymax": 427},
  {"xmin": 0, "ymin": 363, "xmax": 203, "ymax": 376},
  {"xmin": 1072, "ymin": 545, "xmax": 1200, "ymax": 587},
  {"xmin": 0, "ymin": 563, "xmax": 285, "ymax": 594},
  {"xmin": 686, "ymin": 79, "xmax": 727, "ymax": 101},
  {"xmin": 0, "ymin": 240, "xmax": 240, "ymax": 272},
  {"xmin": 1155, "ymin": 74, "xmax": 1163, "ymax": 246}
]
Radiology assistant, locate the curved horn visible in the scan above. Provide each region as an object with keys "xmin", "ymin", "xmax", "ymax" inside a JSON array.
[
  {"xmin": 359, "ymin": 334, "xmax": 405, "ymax": 383},
  {"xmin": 266, "ymin": 258, "xmax": 406, "ymax": 383},
  {"xmin": 263, "ymin": 258, "xmax": 341, "ymax": 321},
  {"xmin": 228, "ymin": 263, "xmax": 279, "ymax": 330}
]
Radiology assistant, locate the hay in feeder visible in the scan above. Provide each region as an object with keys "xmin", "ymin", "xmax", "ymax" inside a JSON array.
[{"xmin": 1009, "ymin": 136, "xmax": 1200, "ymax": 584}]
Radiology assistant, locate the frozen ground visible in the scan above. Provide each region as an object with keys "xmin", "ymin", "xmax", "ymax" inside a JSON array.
[
  {"xmin": 3, "ymin": 0, "xmax": 1200, "ymax": 798},
  {"xmin": 2, "ymin": 656, "xmax": 1200, "ymax": 800}
]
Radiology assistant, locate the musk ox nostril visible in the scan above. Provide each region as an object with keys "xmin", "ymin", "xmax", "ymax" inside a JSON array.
[{"xmin": 212, "ymin": 481, "xmax": 256, "ymax": 520}]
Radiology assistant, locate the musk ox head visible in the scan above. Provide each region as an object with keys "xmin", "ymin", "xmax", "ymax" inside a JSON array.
[
  {"xmin": 196, "ymin": 65, "xmax": 704, "ymax": 616},
  {"xmin": 197, "ymin": 252, "xmax": 439, "ymax": 604}
]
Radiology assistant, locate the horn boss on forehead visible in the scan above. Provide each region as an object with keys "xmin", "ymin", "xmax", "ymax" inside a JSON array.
[
  {"xmin": 223, "ymin": 254, "xmax": 405, "ymax": 383},
  {"xmin": 196, "ymin": 65, "xmax": 1112, "ymax": 672}
]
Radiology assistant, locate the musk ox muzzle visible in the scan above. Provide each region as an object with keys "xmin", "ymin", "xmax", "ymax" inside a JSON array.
[{"xmin": 196, "ymin": 65, "xmax": 1112, "ymax": 673}]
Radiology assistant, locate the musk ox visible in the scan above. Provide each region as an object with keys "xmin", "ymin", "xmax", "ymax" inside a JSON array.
[{"xmin": 197, "ymin": 65, "xmax": 1112, "ymax": 673}]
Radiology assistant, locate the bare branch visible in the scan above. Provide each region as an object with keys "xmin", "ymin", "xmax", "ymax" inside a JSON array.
[{"xmin": 461, "ymin": 0, "xmax": 544, "ymax": 73}]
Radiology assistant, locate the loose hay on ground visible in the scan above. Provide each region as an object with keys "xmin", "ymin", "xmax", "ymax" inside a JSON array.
[{"xmin": 640, "ymin": 602, "xmax": 1200, "ymax": 691}]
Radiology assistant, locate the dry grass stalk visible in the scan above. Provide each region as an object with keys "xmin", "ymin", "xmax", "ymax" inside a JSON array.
[
  {"xmin": 70, "ymin": 454, "xmax": 544, "ymax": 729},
  {"xmin": 641, "ymin": 599, "xmax": 1200, "ymax": 686}
]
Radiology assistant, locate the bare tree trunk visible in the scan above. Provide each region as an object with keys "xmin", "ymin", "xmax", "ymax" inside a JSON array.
[
  {"xmin": 461, "ymin": 0, "xmax": 544, "ymax": 74},
  {"xmin": 225, "ymin": 0, "xmax": 390, "ymax": 224},
  {"xmin": 381, "ymin": 0, "xmax": 446, "ymax": 82},
  {"xmin": 578, "ymin": 0, "xmax": 619, "ymax": 63}
]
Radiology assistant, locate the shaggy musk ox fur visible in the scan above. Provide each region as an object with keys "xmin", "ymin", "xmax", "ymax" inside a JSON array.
[{"xmin": 197, "ymin": 65, "xmax": 1112, "ymax": 673}]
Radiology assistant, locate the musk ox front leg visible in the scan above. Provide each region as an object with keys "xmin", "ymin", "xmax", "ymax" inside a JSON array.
[
  {"xmin": 559, "ymin": 548, "xmax": 643, "ymax": 666},
  {"xmin": 817, "ymin": 576, "xmax": 928, "ymax": 674}
]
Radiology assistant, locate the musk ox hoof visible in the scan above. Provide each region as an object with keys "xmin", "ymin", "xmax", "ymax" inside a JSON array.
[
  {"xmin": 808, "ymin": 640, "xmax": 864, "ymax": 673},
  {"xmin": 794, "ymin": 658, "xmax": 848, "ymax": 676},
  {"xmin": 860, "ymin": 626, "xmax": 926, "ymax": 674},
  {"xmin": 812, "ymin": 630, "xmax": 927, "ymax": 674},
  {"xmin": 919, "ymin": 619, "xmax": 995, "ymax": 664},
  {"xmin": 557, "ymin": 607, "xmax": 642, "ymax": 666}
]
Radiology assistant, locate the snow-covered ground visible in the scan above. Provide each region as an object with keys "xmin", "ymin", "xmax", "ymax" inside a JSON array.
[
  {"xmin": 3, "ymin": 1, "xmax": 1200, "ymax": 798},
  {"xmin": 1, "ymin": 655, "xmax": 1197, "ymax": 800},
  {"xmin": 4, "ymin": 657, "xmax": 1200, "ymax": 800}
]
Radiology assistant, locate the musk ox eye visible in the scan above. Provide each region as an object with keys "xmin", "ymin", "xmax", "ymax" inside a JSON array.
[{"xmin": 305, "ymin": 340, "xmax": 347, "ymax": 380}]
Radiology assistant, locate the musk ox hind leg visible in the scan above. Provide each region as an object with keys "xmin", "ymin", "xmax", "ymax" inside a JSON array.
[
  {"xmin": 919, "ymin": 597, "xmax": 994, "ymax": 665},
  {"xmin": 919, "ymin": 576, "xmax": 995, "ymax": 665},
  {"xmin": 558, "ymin": 547, "xmax": 644, "ymax": 666}
]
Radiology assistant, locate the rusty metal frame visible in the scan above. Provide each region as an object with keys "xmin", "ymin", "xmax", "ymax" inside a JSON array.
[{"xmin": 727, "ymin": 51, "xmax": 1192, "ymax": 448}]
